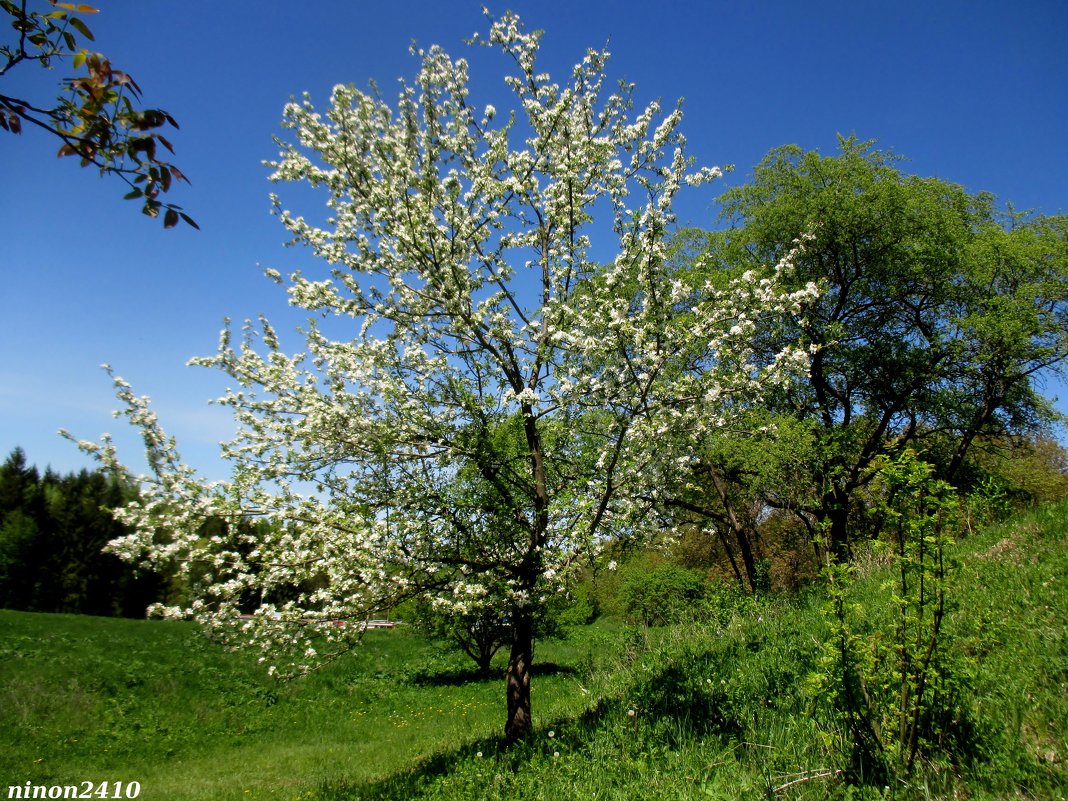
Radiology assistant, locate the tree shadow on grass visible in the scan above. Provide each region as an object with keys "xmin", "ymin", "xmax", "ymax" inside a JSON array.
[
  {"xmin": 408, "ymin": 660, "xmax": 579, "ymax": 687},
  {"xmin": 323, "ymin": 639, "xmax": 780, "ymax": 799},
  {"xmin": 315, "ymin": 695, "xmax": 616, "ymax": 801}
]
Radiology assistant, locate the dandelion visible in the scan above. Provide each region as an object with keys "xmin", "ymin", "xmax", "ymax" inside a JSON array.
[
  {"xmin": 553, "ymin": 751, "xmax": 560, "ymax": 758},
  {"xmin": 476, "ymin": 751, "xmax": 483, "ymax": 759},
  {"xmin": 548, "ymin": 730, "xmax": 555, "ymax": 738},
  {"xmin": 627, "ymin": 708, "xmax": 636, "ymax": 717}
]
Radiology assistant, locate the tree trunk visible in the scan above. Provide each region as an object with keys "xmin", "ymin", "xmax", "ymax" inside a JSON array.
[
  {"xmin": 823, "ymin": 489, "xmax": 851, "ymax": 563},
  {"xmin": 505, "ymin": 402, "xmax": 547, "ymax": 743},
  {"xmin": 708, "ymin": 468, "xmax": 759, "ymax": 592},
  {"xmin": 504, "ymin": 608, "xmax": 534, "ymax": 743}
]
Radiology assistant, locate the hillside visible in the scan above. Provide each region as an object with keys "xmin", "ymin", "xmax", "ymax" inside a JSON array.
[{"xmin": 2, "ymin": 500, "xmax": 1066, "ymax": 800}]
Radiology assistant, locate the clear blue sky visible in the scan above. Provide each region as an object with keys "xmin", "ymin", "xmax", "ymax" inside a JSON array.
[{"xmin": 3, "ymin": 0, "xmax": 1067, "ymax": 480}]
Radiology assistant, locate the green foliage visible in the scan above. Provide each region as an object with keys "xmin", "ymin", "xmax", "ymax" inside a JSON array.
[
  {"xmin": 701, "ymin": 136, "xmax": 1068, "ymax": 561},
  {"xmin": 964, "ymin": 474, "xmax": 1013, "ymax": 530},
  {"xmin": 0, "ymin": 447, "xmax": 165, "ymax": 615},
  {"xmin": 959, "ymin": 435, "xmax": 1068, "ymax": 524},
  {"xmin": 811, "ymin": 450, "xmax": 975, "ymax": 785},
  {"xmin": 411, "ymin": 597, "xmax": 513, "ymax": 676},
  {"xmin": 553, "ymin": 580, "xmax": 597, "ymax": 627},
  {"xmin": 0, "ymin": 1, "xmax": 196, "ymax": 228},
  {"xmin": 618, "ymin": 563, "xmax": 705, "ymax": 627}
]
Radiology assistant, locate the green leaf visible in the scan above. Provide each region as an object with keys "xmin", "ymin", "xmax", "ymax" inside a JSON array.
[
  {"xmin": 67, "ymin": 15, "xmax": 94, "ymax": 40},
  {"xmin": 179, "ymin": 212, "xmax": 199, "ymax": 230}
]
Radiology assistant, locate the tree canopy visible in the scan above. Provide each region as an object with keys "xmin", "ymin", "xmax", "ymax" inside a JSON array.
[{"xmin": 677, "ymin": 136, "xmax": 1068, "ymax": 563}]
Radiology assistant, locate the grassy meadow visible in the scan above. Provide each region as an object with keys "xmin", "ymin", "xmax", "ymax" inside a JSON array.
[{"xmin": 2, "ymin": 500, "xmax": 1067, "ymax": 800}]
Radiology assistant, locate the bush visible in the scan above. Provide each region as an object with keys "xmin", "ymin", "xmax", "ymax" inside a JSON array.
[{"xmin": 619, "ymin": 564, "xmax": 704, "ymax": 627}]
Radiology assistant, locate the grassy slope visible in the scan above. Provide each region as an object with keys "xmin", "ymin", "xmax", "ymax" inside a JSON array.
[
  {"xmin": 339, "ymin": 501, "xmax": 1067, "ymax": 801},
  {"xmin": 1, "ymin": 500, "xmax": 1066, "ymax": 800}
]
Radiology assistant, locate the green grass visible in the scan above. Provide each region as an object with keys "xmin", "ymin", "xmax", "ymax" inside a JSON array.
[
  {"xmin": 2, "ymin": 500, "xmax": 1067, "ymax": 800},
  {"xmin": 0, "ymin": 613, "xmax": 625, "ymax": 800}
]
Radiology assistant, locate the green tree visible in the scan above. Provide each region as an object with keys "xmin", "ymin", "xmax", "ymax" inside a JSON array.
[
  {"xmin": 707, "ymin": 136, "xmax": 1068, "ymax": 561},
  {"xmin": 39, "ymin": 467, "xmax": 162, "ymax": 615},
  {"xmin": 940, "ymin": 212, "xmax": 1068, "ymax": 476},
  {"xmin": 0, "ymin": 447, "xmax": 45, "ymax": 608},
  {"xmin": 413, "ymin": 596, "xmax": 513, "ymax": 677},
  {"xmin": 0, "ymin": 448, "xmax": 165, "ymax": 615},
  {"xmin": 1, "ymin": 1, "xmax": 196, "ymax": 228},
  {"xmin": 660, "ymin": 409, "xmax": 819, "ymax": 592}
]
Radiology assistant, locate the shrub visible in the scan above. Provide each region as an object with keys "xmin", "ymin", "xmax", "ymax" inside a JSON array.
[{"xmin": 619, "ymin": 565, "xmax": 705, "ymax": 627}]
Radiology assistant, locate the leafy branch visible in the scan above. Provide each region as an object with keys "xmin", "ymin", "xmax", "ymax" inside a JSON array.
[{"xmin": 1, "ymin": 0, "xmax": 197, "ymax": 228}]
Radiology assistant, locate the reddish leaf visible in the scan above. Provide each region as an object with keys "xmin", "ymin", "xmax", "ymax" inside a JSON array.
[
  {"xmin": 163, "ymin": 208, "xmax": 179, "ymax": 229},
  {"xmin": 179, "ymin": 212, "xmax": 200, "ymax": 230}
]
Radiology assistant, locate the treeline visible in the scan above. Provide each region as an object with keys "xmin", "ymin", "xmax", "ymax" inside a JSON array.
[{"xmin": 0, "ymin": 448, "xmax": 166, "ymax": 616}]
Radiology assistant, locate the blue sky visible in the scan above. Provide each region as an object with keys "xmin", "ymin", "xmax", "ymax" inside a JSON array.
[{"xmin": 3, "ymin": 0, "xmax": 1067, "ymax": 480}]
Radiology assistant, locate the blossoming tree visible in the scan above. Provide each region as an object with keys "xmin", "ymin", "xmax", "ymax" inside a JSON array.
[{"xmin": 71, "ymin": 12, "xmax": 816, "ymax": 742}]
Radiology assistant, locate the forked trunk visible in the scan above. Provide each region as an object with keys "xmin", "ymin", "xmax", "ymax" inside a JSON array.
[{"xmin": 504, "ymin": 609, "xmax": 534, "ymax": 743}]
